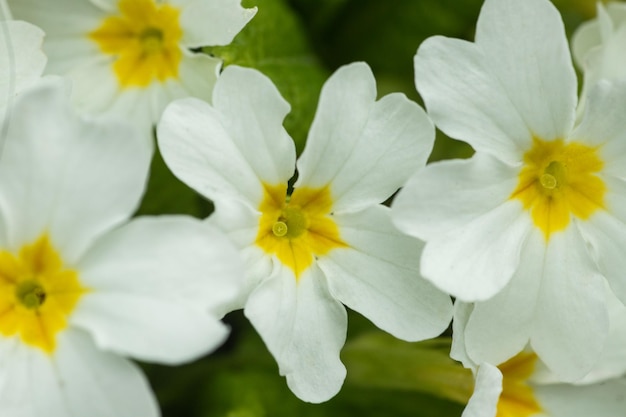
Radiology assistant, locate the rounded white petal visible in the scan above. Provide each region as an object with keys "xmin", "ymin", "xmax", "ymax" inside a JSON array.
[
  {"xmin": 177, "ymin": 0, "xmax": 257, "ymax": 48},
  {"xmin": 69, "ymin": 58, "xmax": 159, "ymax": 143},
  {"xmin": 450, "ymin": 301, "xmax": 476, "ymax": 369},
  {"xmin": 420, "ymin": 201, "xmax": 531, "ymax": 302},
  {"xmin": 0, "ymin": 331, "xmax": 159, "ymax": 417},
  {"xmin": 158, "ymin": 65, "xmax": 295, "ymax": 209},
  {"xmin": 461, "ymin": 363, "xmax": 502, "ymax": 417},
  {"xmin": 391, "ymin": 153, "xmax": 520, "ymax": 241},
  {"xmin": 8, "ymin": 0, "xmax": 105, "ymax": 35},
  {"xmin": 576, "ymin": 286, "xmax": 626, "ymax": 385},
  {"xmin": 572, "ymin": 80, "xmax": 626, "ymax": 180},
  {"xmin": 572, "ymin": 19, "xmax": 601, "ymax": 71},
  {"xmin": 475, "ymin": 0, "xmax": 576, "ymax": 141},
  {"xmin": 72, "ymin": 216, "xmax": 243, "ymax": 363},
  {"xmin": 320, "ymin": 205, "xmax": 452, "ymax": 341},
  {"xmin": 0, "ymin": 20, "xmax": 46, "ymax": 98},
  {"xmin": 171, "ymin": 50, "xmax": 220, "ymax": 104},
  {"xmin": 530, "ymin": 225, "xmax": 609, "ymax": 382},
  {"xmin": 0, "ymin": 78, "xmax": 151, "ymax": 262},
  {"xmin": 464, "ymin": 229, "xmax": 545, "ymax": 367},
  {"xmin": 577, "ymin": 180, "xmax": 626, "ymax": 306},
  {"xmin": 297, "ymin": 62, "xmax": 435, "ymax": 212},
  {"xmin": 415, "ymin": 0, "xmax": 576, "ymax": 163},
  {"xmin": 77, "ymin": 216, "xmax": 244, "ymax": 315},
  {"xmin": 536, "ymin": 378, "xmax": 626, "ymax": 417},
  {"xmin": 414, "ymin": 36, "xmax": 530, "ymax": 163},
  {"xmin": 72, "ymin": 291, "xmax": 229, "ymax": 365},
  {"xmin": 244, "ymin": 264, "xmax": 347, "ymax": 403}
]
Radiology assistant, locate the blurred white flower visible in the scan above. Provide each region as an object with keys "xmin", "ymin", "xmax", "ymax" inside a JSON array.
[
  {"xmin": 8, "ymin": 0, "xmax": 256, "ymax": 144},
  {"xmin": 0, "ymin": 78, "xmax": 243, "ymax": 417}
]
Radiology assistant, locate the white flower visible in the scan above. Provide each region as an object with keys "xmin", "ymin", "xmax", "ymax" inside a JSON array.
[
  {"xmin": 157, "ymin": 62, "xmax": 453, "ymax": 403},
  {"xmin": 572, "ymin": 2, "xmax": 626, "ymax": 115},
  {"xmin": 392, "ymin": 0, "xmax": 626, "ymax": 381},
  {"xmin": 454, "ymin": 291, "xmax": 626, "ymax": 417},
  {"xmin": 7, "ymin": 0, "xmax": 256, "ymax": 142},
  {"xmin": 0, "ymin": 78, "xmax": 243, "ymax": 417}
]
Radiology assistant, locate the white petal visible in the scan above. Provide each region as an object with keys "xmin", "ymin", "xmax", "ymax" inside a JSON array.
[
  {"xmin": 577, "ymin": 286, "xmax": 626, "ymax": 384},
  {"xmin": 420, "ymin": 201, "xmax": 531, "ymax": 302},
  {"xmin": 8, "ymin": 0, "xmax": 105, "ymax": 35},
  {"xmin": 158, "ymin": 66, "xmax": 295, "ymax": 209},
  {"xmin": 450, "ymin": 301, "xmax": 477, "ymax": 370},
  {"xmin": 391, "ymin": 153, "xmax": 520, "ymax": 241},
  {"xmin": 530, "ymin": 225, "xmax": 609, "ymax": 382},
  {"xmin": 415, "ymin": 0, "xmax": 576, "ymax": 163},
  {"xmin": 72, "ymin": 291, "xmax": 228, "ymax": 365},
  {"xmin": 296, "ymin": 62, "xmax": 435, "ymax": 212},
  {"xmin": 77, "ymin": 215, "xmax": 244, "ymax": 315},
  {"xmin": 536, "ymin": 378, "xmax": 626, "ymax": 417},
  {"xmin": 571, "ymin": 18, "xmax": 601, "ymax": 71},
  {"xmin": 0, "ymin": 330, "xmax": 159, "ymax": 417},
  {"xmin": 320, "ymin": 205, "xmax": 452, "ymax": 341},
  {"xmin": 140, "ymin": 51, "xmax": 220, "ymax": 125},
  {"xmin": 0, "ymin": 78, "xmax": 150, "ymax": 262},
  {"xmin": 464, "ymin": 229, "xmax": 544, "ymax": 367},
  {"xmin": 461, "ymin": 363, "xmax": 502, "ymax": 417},
  {"xmin": 0, "ymin": 20, "xmax": 46, "ymax": 98},
  {"xmin": 50, "ymin": 330, "xmax": 159, "ymax": 417},
  {"xmin": 0, "ymin": 339, "xmax": 39, "ymax": 416},
  {"xmin": 475, "ymin": 0, "xmax": 577, "ymax": 140},
  {"xmin": 414, "ymin": 36, "xmax": 530, "ymax": 163},
  {"xmin": 172, "ymin": 50, "xmax": 220, "ymax": 104},
  {"xmin": 244, "ymin": 264, "xmax": 347, "ymax": 403},
  {"xmin": 571, "ymin": 80, "xmax": 626, "ymax": 180},
  {"xmin": 178, "ymin": 0, "xmax": 256, "ymax": 48},
  {"xmin": 577, "ymin": 182, "xmax": 626, "ymax": 306}
]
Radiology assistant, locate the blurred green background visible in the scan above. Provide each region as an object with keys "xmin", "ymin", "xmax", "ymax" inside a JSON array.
[{"xmin": 138, "ymin": 1, "xmax": 600, "ymax": 415}]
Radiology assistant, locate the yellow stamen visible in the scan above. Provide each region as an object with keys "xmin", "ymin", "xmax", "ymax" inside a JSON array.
[
  {"xmin": 510, "ymin": 137, "xmax": 605, "ymax": 240},
  {"xmin": 256, "ymin": 183, "xmax": 348, "ymax": 278},
  {"xmin": 88, "ymin": 0, "xmax": 183, "ymax": 88},
  {"xmin": 0, "ymin": 235, "xmax": 87, "ymax": 353}
]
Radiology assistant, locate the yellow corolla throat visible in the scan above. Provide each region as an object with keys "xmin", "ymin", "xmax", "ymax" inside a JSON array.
[
  {"xmin": 510, "ymin": 137, "xmax": 605, "ymax": 240},
  {"xmin": 89, "ymin": 0, "xmax": 183, "ymax": 88},
  {"xmin": 0, "ymin": 235, "xmax": 87, "ymax": 353},
  {"xmin": 496, "ymin": 352, "xmax": 543, "ymax": 417},
  {"xmin": 255, "ymin": 183, "xmax": 348, "ymax": 279}
]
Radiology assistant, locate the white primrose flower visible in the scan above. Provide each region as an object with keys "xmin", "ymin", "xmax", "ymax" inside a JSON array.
[
  {"xmin": 7, "ymin": 0, "xmax": 256, "ymax": 143},
  {"xmin": 453, "ymin": 294, "xmax": 626, "ymax": 417},
  {"xmin": 392, "ymin": 0, "xmax": 626, "ymax": 381},
  {"xmin": 571, "ymin": 2, "xmax": 626, "ymax": 115},
  {"xmin": 0, "ymin": 78, "xmax": 243, "ymax": 417},
  {"xmin": 157, "ymin": 63, "xmax": 454, "ymax": 403}
]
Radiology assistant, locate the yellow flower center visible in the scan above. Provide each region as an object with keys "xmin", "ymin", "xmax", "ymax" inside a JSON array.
[
  {"xmin": 88, "ymin": 0, "xmax": 183, "ymax": 88},
  {"xmin": 255, "ymin": 184, "xmax": 348, "ymax": 278},
  {"xmin": 510, "ymin": 137, "xmax": 605, "ymax": 240},
  {"xmin": 0, "ymin": 235, "xmax": 87, "ymax": 353},
  {"xmin": 496, "ymin": 352, "xmax": 543, "ymax": 417}
]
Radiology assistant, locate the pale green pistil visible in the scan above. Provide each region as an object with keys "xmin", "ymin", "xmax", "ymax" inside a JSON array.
[
  {"xmin": 15, "ymin": 280, "xmax": 46, "ymax": 309},
  {"xmin": 139, "ymin": 27, "xmax": 164, "ymax": 53},
  {"xmin": 272, "ymin": 206, "xmax": 308, "ymax": 239}
]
